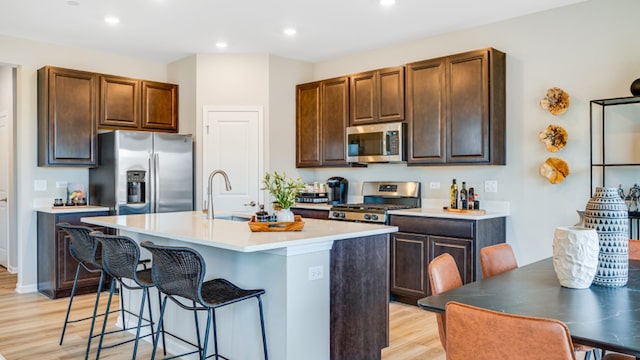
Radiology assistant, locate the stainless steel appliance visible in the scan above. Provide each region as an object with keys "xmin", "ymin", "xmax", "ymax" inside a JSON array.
[
  {"xmin": 89, "ymin": 130, "xmax": 193, "ymax": 215},
  {"xmin": 329, "ymin": 181, "xmax": 420, "ymax": 224},
  {"xmin": 346, "ymin": 122, "xmax": 405, "ymax": 163},
  {"xmin": 326, "ymin": 177, "xmax": 348, "ymax": 205}
]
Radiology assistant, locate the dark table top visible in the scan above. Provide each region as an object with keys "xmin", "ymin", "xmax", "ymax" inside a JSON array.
[{"xmin": 418, "ymin": 258, "xmax": 640, "ymax": 357}]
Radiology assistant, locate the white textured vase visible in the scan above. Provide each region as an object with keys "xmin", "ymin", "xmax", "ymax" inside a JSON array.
[
  {"xmin": 584, "ymin": 187, "xmax": 629, "ymax": 287},
  {"xmin": 276, "ymin": 208, "xmax": 295, "ymax": 222},
  {"xmin": 552, "ymin": 226, "xmax": 599, "ymax": 288}
]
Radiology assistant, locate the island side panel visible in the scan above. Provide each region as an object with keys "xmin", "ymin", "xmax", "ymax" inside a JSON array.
[{"xmin": 330, "ymin": 233, "xmax": 390, "ymax": 360}]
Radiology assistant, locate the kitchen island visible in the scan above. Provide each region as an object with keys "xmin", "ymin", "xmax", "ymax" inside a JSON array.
[{"xmin": 82, "ymin": 211, "xmax": 397, "ymax": 360}]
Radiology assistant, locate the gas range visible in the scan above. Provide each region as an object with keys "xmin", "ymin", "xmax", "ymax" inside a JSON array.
[{"xmin": 329, "ymin": 181, "xmax": 421, "ymax": 224}]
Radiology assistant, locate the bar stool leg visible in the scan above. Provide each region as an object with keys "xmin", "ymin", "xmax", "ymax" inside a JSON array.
[
  {"xmin": 201, "ymin": 309, "xmax": 213, "ymax": 360},
  {"xmin": 151, "ymin": 296, "xmax": 169, "ymax": 360},
  {"xmin": 192, "ymin": 301, "xmax": 202, "ymax": 358},
  {"xmin": 60, "ymin": 264, "xmax": 82, "ymax": 345},
  {"xmin": 257, "ymin": 296, "xmax": 268, "ymax": 360},
  {"xmin": 96, "ymin": 278, "xmax": 117, "ymax": 360},
  {"xmin": 131, "ymin": 287, "xmax": 148, "ymax": 359}
]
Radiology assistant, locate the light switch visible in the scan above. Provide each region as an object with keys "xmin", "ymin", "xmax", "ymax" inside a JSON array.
[{"xmin": 34, "ymin": 180, "xmax": 47, "ymax": 191}]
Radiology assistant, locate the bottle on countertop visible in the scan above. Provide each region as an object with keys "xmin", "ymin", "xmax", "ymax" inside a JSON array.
[
  {"xmin": 256, "ymin": 204, "xmax": 269, "ymax": 222},
  {"xmin": 460, "ymin": 182, "xmax": 468, "ymax": 210},
  {"xmin": 468, "ymin": 187, "xmax": 475, "ymax": 210},
  {"xmin": 450, "ymin": 179, "xmax": 458, "ymax": 209},
  {"xmin": 474, "ymin": 192, "xmax": 480, "ymax": 210}
]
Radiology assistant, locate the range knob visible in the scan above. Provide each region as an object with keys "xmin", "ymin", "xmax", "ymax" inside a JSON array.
[
  {"xmin": 340, "ymin": 212, "xmax": 346, "ymax": 218},
  {"xmin": 371, "ymin": 214, "xmax": 379, "ymax": 221},
  {"xmin": 364, "ymin": 214, "xmax": 371, "ymax": 220},
  {"xmin": 332, "ymin": 211, "xmax": 341, "ymax": 218}
]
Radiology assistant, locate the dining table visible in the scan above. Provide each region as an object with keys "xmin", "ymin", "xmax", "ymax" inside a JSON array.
[{"xmin": 418, "ymin": 258, "xmax": 640, "ymax": 359}]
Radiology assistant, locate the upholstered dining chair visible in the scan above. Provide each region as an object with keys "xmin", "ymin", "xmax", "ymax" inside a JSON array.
[
  {"xmin": 428, "ymin": 253, "xmax": 463, "ymax": 351},
  {"xmin": 480, "ymin": 243, "xmax": 601, "ymax": 360},
  {"xmin": 628, "ymin": 239, "xmax": 640, "ymax": 260},
  {"xmin": 479, "ymin": 243, "xmax": 518, "ymax": 278},
  {"xmin": 445, "ymin": 301, "xmax": 576, "ymax": 360}
]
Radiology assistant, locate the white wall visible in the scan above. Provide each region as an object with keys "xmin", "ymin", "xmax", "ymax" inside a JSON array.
[
  {"xmin": 0, "ymin": 34, "xmax": 169, "ymax": 291},
  {"xmin": 307, "ymin": 0, "xmax": 640, "ymax": 265}
]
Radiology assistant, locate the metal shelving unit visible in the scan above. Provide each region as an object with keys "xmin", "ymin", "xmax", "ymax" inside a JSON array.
[{"xmin": 590, "ymin": 96, "xmax": 640, "ymax": 239}]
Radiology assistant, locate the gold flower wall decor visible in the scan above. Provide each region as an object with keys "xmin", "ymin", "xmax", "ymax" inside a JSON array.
[
  {"xmin": 539, "ymin": 157, "xmax": 570, "ymax": 184},
  {"xmin": 538, "ymin": 124, "xmax": 568, "ymax": 152},
  {"xmin": 540, "ymin": 87, "xmax": 570, "ymax": 115}
]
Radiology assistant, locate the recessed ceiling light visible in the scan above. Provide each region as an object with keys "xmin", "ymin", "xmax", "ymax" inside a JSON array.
[
  {"xmin": 66, "ymin": 0, "xmax": 80, "ymax": 6},
  {"xmin": 104, "ymin": 16, "xmax": 120, "ymax": 24},
  {"xmin": 380, "ymin": 0, "xmax": 396, "ymax": 6},
  {"xmin": 283, "ymin": 28, "xmax": 297, "ymax": 36},
  {"xmin": 215, "ymin": 42, "xmax": 228, "ymax": 48}
]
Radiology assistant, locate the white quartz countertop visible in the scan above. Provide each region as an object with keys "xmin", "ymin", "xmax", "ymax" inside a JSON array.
[
  {"xmin": 81, "ymin": 211, "xmax": 397, "ymax": 253},
  {"xmin": 292, "ymin": 203, "xmax": 332, "ymax": 210},
  {"xmin": 35, "ymin": 205, "xmax": 111, "ymax": 214}
]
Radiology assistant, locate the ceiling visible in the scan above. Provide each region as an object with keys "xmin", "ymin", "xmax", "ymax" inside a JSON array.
[{"xmin": 0, "ymin": 0, "xmax": 586, "ymax": 64}]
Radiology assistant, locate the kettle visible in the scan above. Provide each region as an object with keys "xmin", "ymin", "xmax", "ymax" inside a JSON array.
[{"xmin": 326, "ymin": 177, "xmax": 348, "ymax": 205}]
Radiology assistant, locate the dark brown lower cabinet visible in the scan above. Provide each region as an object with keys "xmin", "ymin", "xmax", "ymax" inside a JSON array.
[
  {"xmin": 291, "ymin": 207, "xmax": 329, "ymax": 220},
  {"xmin": 389, "ymin": 214, "xmax": 505, "ymax": 305},
  {"xmin": 37, "ymin": 210, "xmax": 111, "ymax": 299}
]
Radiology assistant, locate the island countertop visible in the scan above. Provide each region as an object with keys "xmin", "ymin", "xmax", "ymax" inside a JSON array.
[{"xmin": 81, "ymin": 210, "xmax": 398, "ymax": 253}]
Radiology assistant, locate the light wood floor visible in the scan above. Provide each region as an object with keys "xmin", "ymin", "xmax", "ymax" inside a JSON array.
[{"xmin": 0, "ymin": 266, "xmax": 445, "ymax": 359}]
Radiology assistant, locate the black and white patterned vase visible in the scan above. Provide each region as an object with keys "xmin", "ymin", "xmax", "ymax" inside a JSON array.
[{"xmin": 584, "ymin": 187, "xmax": 629, "ymax": 287}]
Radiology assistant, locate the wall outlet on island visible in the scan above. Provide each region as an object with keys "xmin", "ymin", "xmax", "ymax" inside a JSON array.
[{"xmin": 308, "ymin": 265, "xmax": 323, "ymax": 280}]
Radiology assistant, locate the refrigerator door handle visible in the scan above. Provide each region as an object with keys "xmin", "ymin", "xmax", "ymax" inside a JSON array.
[
  {"xmin": 154, "ymin": 153, "xmax": 160, "ymax": 213},
  {"xmin": 149, "ymin": 154, "xmax": 155, "ymax": 213}
]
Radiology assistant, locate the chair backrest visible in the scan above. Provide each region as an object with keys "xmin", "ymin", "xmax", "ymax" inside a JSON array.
[
  {"xmin": 445, "ymin": 301, "xmax": 576, "ymax": 360},
  {"xmin": 90, "ymin": 232, "xmax": 144, "ymax": 284},
  {"xmin": 140, "ymin": 240, "xmax": 206, "ymax": 303},
  {"xmin": 480, "ymin": 243, "xmax": 518, "ymax": 278},
  {"xmin": 428, "ymin": 253, "xmax": 463, "ymax": 351},
  {"xmin": 629, "ymin": 239, "xmax": 640, "ymax": 261},
  {"xmin": 56, "ymin": 222, "xmax": 100, "ymax": 266}
]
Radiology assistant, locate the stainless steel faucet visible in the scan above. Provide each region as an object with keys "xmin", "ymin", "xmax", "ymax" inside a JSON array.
[{"xmin": 207, "ymin": 169, "xmax": 232, "ymax": 219}]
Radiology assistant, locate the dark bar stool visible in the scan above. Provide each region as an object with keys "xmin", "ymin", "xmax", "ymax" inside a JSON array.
[
  {"xmin": 90, "ymin": 232, "xmax": 166, "ymax": 359},
  {"xmin": 140, "ymin": 240, "xmax": 268, "ymax": 360},
  {"xmin": 57, "ymin": 222, "xmax": 113, "ymax": 360}
]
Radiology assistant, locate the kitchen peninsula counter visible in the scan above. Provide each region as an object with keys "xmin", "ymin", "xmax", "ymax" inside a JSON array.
[{"xmin": 82, "ymin": 211, "xmax": 396, "ymax": 360}]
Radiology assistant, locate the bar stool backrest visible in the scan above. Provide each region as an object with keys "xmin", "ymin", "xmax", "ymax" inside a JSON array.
[
  {"xmin": 140, "ymin": 240, "xmax": 206, "ymax": 303},
  {"xmin": 57, "ymin": 222, "xmax": 100, "ymax": 267},
  {"xmin": 90, "ymin": 232, "xmax": 144, "ymax": 285}
]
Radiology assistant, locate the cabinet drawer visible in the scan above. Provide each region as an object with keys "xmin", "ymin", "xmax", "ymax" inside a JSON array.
[{"xmin": 390, "ymin": 215, "xmax": 474, "ymax": 239}]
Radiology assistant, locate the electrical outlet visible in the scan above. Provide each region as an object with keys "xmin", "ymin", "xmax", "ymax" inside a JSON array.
[
  {"xmin": 429, "ymin": 182, "xmax": 440, "ymax": 190},
  {"xmin": 56, "ymin": 181, "xmax": 68, "ymax": 189},
  {"xmin": 485, "ymin": 180, "xmax": 498, "ymax": 193},
  {"xmin": 308, "ymin": 265, "xmax": 323, "ymax": 280},
  {"xmin": 34, "ymin": 179, "xmax": 47, "ymax": 191}
]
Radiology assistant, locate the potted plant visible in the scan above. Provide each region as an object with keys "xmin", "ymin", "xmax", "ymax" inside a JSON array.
[{"xmin": 262, "ymin": 171, "xmax": 305, "ymax": 222}]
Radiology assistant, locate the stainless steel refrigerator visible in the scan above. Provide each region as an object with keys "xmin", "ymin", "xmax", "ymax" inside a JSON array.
[{"xmin": 89, "ymin": 130, "xmax": 193, "ymax": 215}]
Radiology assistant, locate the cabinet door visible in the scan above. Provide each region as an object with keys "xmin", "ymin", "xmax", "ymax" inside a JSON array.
[
  {"xmin": 296, "ymin": 82, "xmax": 322, "ymax": 167},
  {"xmin": 378, "ymin": 66, "xmax": 405, "ymax": 123},
  {"xmin": 141, "ymin": 81, "xmax": 178, "ymax": 132},
  {"xmin": 350, "ymin": 67, "xmax": 405, "ymax": 125},
  {"xmin": 321, "ymin": 77, "xmax": 349, "ymax": 166},
  {"xmin": 99, "ymin": 75, "xmax": 140, "ymax": 129},
  {"xmin": 390, "ymin": 232, "xmax": 429, "ymax": 300},
  {"xmin": 429, "ymin": 235, "xmax": 473, "ymax": 284},
  {"xmin": 406, "ymin": 58, "xmax": 446, "ymax": 164},
  {"xmin": 38, "ymin": 66, "xmax": 97, "ymax": 166},
  {"xmin": 291, "ymin": 208, "xmax": 329, "ymax": 220}
]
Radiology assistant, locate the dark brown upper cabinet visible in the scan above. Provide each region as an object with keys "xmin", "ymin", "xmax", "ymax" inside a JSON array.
[
  {"xmin": 350, "ymin": 66, "xmax": 405, "ymax": 125},
  {"xmin": 296, "ymin": 77, "xmax": 349, "ymax": 168},
  {"xmin": 99, "ymin": 75, "xmax": 141, "ymax": 129},
  {"xmin": 38, "ymin": 66, "xmax": 98, "ymax": 166},
  {"xmin": 406, "ymin": 48, "xmax": 505, "ymax": 165},
  {"xmin": 141, "ymin": 80, "xmax": 178, "ymax": 132}
]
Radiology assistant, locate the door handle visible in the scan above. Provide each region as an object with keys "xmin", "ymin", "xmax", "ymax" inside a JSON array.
[
  {"xmin": 0, "ymin": 198, "xmax": 6, "ymax": 202},
  {"xmin": 244, "ymin": 201, "xmax": 256, "ymax": 207}
]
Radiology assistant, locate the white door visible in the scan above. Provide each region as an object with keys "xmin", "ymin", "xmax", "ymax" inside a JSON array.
[
  {"xmin": 0, "ymin": 107, "xmax": 9, "ymax": 267},
  {"xmin": 202, "ymin": 106, "xmax": 263, "ymax": 213}
]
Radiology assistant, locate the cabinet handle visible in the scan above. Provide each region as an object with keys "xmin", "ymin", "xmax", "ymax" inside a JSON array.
[{"xmin": 244, "ymin": 201, "xmax": 256, "ymax": 207}]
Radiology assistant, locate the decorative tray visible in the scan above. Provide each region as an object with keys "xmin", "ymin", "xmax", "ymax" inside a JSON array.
[
  {"xmin": 248, "ymin": 215, "xmax": 305, "ymax": 232},
  {"xmin": 443, "ymin": 207, "xmax": 487, "ymax": 215}
]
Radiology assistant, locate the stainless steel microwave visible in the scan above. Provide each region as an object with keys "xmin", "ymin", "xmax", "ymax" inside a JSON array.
[{"xmin": 346, "ymin": 122, "xmax": 405, "ymax": 163}]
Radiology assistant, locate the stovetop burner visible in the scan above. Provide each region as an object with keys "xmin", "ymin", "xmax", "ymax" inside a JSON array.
[{"xmin": 329, "ymin": 181, "xmax": 421, "ymax": 223}]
